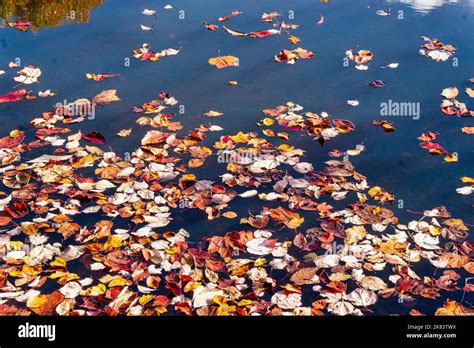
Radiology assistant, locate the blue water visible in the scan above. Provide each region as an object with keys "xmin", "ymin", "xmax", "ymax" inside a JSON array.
[{"xmin": 0, "ymin": 0, "xmax": 473, "ymax": 315}]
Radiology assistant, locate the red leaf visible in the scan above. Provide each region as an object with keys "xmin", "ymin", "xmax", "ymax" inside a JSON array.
[
  {"xmin": 82, "ymin": 132, "xmax": 106, "ymax": 144},
  {"xmin": 0, "ymin": 89, "xmax": 30, "ymax": 103}
]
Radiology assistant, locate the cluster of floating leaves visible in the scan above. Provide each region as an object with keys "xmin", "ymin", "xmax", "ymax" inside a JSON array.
[
  {"xmin": 419, "ymin": 36, "xmax": 457, "ymax": 62},
  {"xmin": 0, "ymin": 91, "xmax": 472, "ymax": 316},
  {"xmin": 0, "ymin": 5, "xmax": 473, "ymax": 317}
]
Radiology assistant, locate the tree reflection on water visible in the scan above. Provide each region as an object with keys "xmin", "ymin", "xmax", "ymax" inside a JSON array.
[{"xmin": 0, "ymin": 0, "xmax": 103, "ymax": 29}]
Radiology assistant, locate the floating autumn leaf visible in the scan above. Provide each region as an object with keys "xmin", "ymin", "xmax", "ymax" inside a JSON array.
[
  {"xmin": 82, "ymin": 132, "xmax": 106, "ymax": 144},
  {"xmin": 0, "ymin": 89, "xmax": 31, "ymax": 103},
  {"xmin": 261, "ymin": 12, "xmax": 281, "ymax": 22},
  {"xmin": 92, "ymin": 89, "xmax": 121, "ymax": 106},
  {"xmin": 117, "ymin": 128, "xmax": 132, "ymax": 137},
  {"xmin": 382, "ymin": 62, "xmax": 399, "ymax": 68},
  {"xmin": 142, "ymin": 9, "xmax": 156, "ymax": 16},
  {"xmin": 140, "ymin": 24, "xmax": 153, "ymax": 31},
  {"xmin": 460, "ymin": 177, "xmax": 474, "ymax": 184},
  {"xmin": 86, "ymin": 73, "xmax": 118, "ymax": 81},
  {"xmin": 222, "ymin": 211, "xmax": 237, "ymax": 219},
  {"xmin": 38, "ymin": 89, "xmax": 56, "ymax": 97},
  {"xmin": 204, "ymin": 22, "xmax": 218, "ymax": 31},
  {"xmin": 265, "ymin": 207, "xmax": 304, "ymax": 229},
  {"xmin": 360, "ymin": 276, "xmax": 387, "ymax": 291},
  {"xmin": 218, "ymin": 10, "xmax": 242, "ymax": 22},
  {"xmin": 8, "ymin": 20, "xmax": 31, "ymax": 31},
  {"xmin": 290, "ymin": 268, "xmax": 318, "ymax": 285},
  {"xmin": 14, "ymin": 65, "xmax": 41, "ymax": 84},
  {"xmin": 223, "ymin": 26, "xmax": 279, "ymax": 38},
  {"xmin": 456, "ymin": 187, "xmax": 472, "ymax": 195},
  {"xmin": 376, "ymin": 9, "xmax": 391, "ymax": 16},
  {"xmin": 418, "ymin": 131, "xmax": 439, "ymax": 142},
  {"xmin": 208, "ymin": 55, "xmax": 239, "ymax": 69},
  {"xmin": 368, "ymin": 186, "xmax": 394, "ymax": 204},
  {"xmin": 274, "ymin": 47, "xmax": 314, "ymax": 64},
  {"xmin": 202, "ymin": 110, "xmax": 223, "ymax": 117},
  {"xmin": 133, "ymin": 43, "xmax": 181, "ymax": 61},
  {"xmin": 368, "ymin": 80, "xmax": 385, "ymax": 88},
  {"xmin": 420, "ymin": 141, "xmax": 445, "ymax": 155},
  {"xmin": 420, "ymin": 36, "xmax": 456, "ymax": 62},
  {"xmin": 373, "ymin": 120, "xmax": 395, "ymax": 132},
  {"xmin": 288, "ymin": 36, "xmax": 300, "ymax": 44},
  {"xmin": 435, "ymin": 299, "xmax": 474, "ymax": 315},
  {"xmin": 441, "ymin": 87, "xmax": 459, "ymax": 99},
  {"xmin": 28, "ymin": 291, "xmax": 65, "ymax": 315},
  {"xmin": 444, "ymin": 153, "xmax": 458, "ymax": 163},
  {"xmin": 465, "ymin": 88, "xmax": 474, "ymax": 97},
  {"xmin": 346, "ymin": 49, "xmax": 373, "ymax": 65},
  {"xmin": 316, "ymin": 15, "xmax": 325, "ymax": 25},
  {"xmin": 347, "ymin": 99, "xmax": 359, "ymax": 106}
]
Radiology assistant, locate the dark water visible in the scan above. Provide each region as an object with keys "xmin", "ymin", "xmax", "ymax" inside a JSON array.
[{"xmin": 0, "ymin": 0, "xmax": 473, "ymax": 315}]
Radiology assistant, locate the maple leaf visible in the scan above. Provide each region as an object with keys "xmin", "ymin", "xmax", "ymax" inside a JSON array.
[{"xmin": 208, "ymin": 55, "xmax": 239, "ymax": 69}]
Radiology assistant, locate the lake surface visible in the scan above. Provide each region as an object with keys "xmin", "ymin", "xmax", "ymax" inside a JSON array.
[{"xmin": 0, "ymin": 0, "xmax": 473, "ymax": 316}]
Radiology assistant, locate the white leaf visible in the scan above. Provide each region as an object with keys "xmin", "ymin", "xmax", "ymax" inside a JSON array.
[
  {"xmin": 456, "ymin": 186, "xmax": 473, "ymax": 195},
  {"xmin": 142, "ymin": 9, "xmax": 156, "ymax": 16},
  {"xmin": 347, "ymin": 288, "xmax": 378, "ymax": 306},
  {"xmin": 193, "ymin": 286, "xmax": 225, "ymax": 308},
  {"xmin": 140, "ymin": 24, "xmax": 153, "ymax": 31}
]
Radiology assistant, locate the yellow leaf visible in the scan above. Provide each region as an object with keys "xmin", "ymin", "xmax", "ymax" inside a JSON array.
[
  {"xmin": 80, "ymin": 284, "xmax": 106, "ymax": 296},
  {"xmin": 208, "ymin": 55, "xmax": 239, "ymax": 69},
  {"xmin": 212, "ymin": 295, "xmax": 227, "ymax": 305},
  {"xmin": 223, "ymin": 211, "xmax": 238, "ymax": 219},
  {"xmin": 57, "ymin": 273, "xmax": 80, "ymax": 284},
  {"xmin": 289, "ymin": 35, "xmax": 300, "ymax": 44},
  {"xmin": 184, "ymin": 281, "xmax": 201, "ymax": 293},
  {"xmin": 79, "ymin": 154, "xmax": 100, "ymax": 165},
  {"xmin": 345, "ymin": 226, "xmax": 367, "ymax": 245},
  {"xmin": 216, "ymin": 304, "xmax": 236, "ymax": 315},
  {"xmin": 117, "ymin": 128, "xmax": 132, "ymax": 137},
  {"xmin": 109, "ymin": 277, "xmax": 129, "ymax": 288},
  {"xmin": 203, "ymin": 110, "xmax": 223, "ymax": 117},
  {"xmin": 262, "ymin": 129, "xmax": 275, "ymax": 137},
  {"xmin": 278, "ymin": 143, "xmax": 295, "ymax": 152},
  {"xmin": 50, "ymin": 257, "xmax": 66, "ymax": 268},
  {"xmin": 460, "ymin": 176, "xmax": 474, "ymax": 184},
  {"xmin": 10, "ymin": 129, "xmax": 22, "ymax": 137},
  {"xmin": 180, "ymin": 174, "xmax": 196, "ymax": 182},
  {"xmin": 104, "ymin": 235, "xmax": 123, "ymax": 249},
  {"xmin": 287, "ymin": 217, "xmax": 304, "ymax": 229},
  {"xmin": 164, "ymin": 246, "xmax": 178, "ymax": 254},
  {"xmin": 444, "ymin": 153, "xmax": 458, "ymax": 163},
  {"xmin": 237, "ymin": 299, "xmax": 254, "ymax": 307},
  {"xmin": 429, "ymin": 225, "xmax": 441, "ymax": 236},
  {"xmin": 27, "ymin": 295, "xmax": 48, "ymax": 309},
  {"xmin": 156, "ymin": 307, "xmax": 168, "ymax": 314},
  {"xmin": 230, "ymin": 131, "xmax": 249, "ymax": 143},
  {"xmin": 461, "ymin": 127, "xmax": 474, "ymax": 134},
  {"xmin": 368, "ymin": 186, "xmax": 382, "ymax": 197},
  {"xmin": 139, "ymin": 295, "xmax": 154, "ymax": 306},
  {"xmin": 435, "ymin": 300, "xmax": 474, "ymax": 315},
  {"xmin": 262, "ymin": 118, "xmax": 274, "ymax": 126}
]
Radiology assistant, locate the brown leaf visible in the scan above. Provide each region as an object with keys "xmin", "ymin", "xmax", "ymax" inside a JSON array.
[{"xmin": 92, "ymin": 89, "xmax": 121, "ymax": 105}]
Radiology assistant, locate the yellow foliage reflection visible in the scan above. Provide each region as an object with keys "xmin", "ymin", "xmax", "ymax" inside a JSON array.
[{"xmin": 0, "ymin": 0, "xmax": 103, "ymax": 29}]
